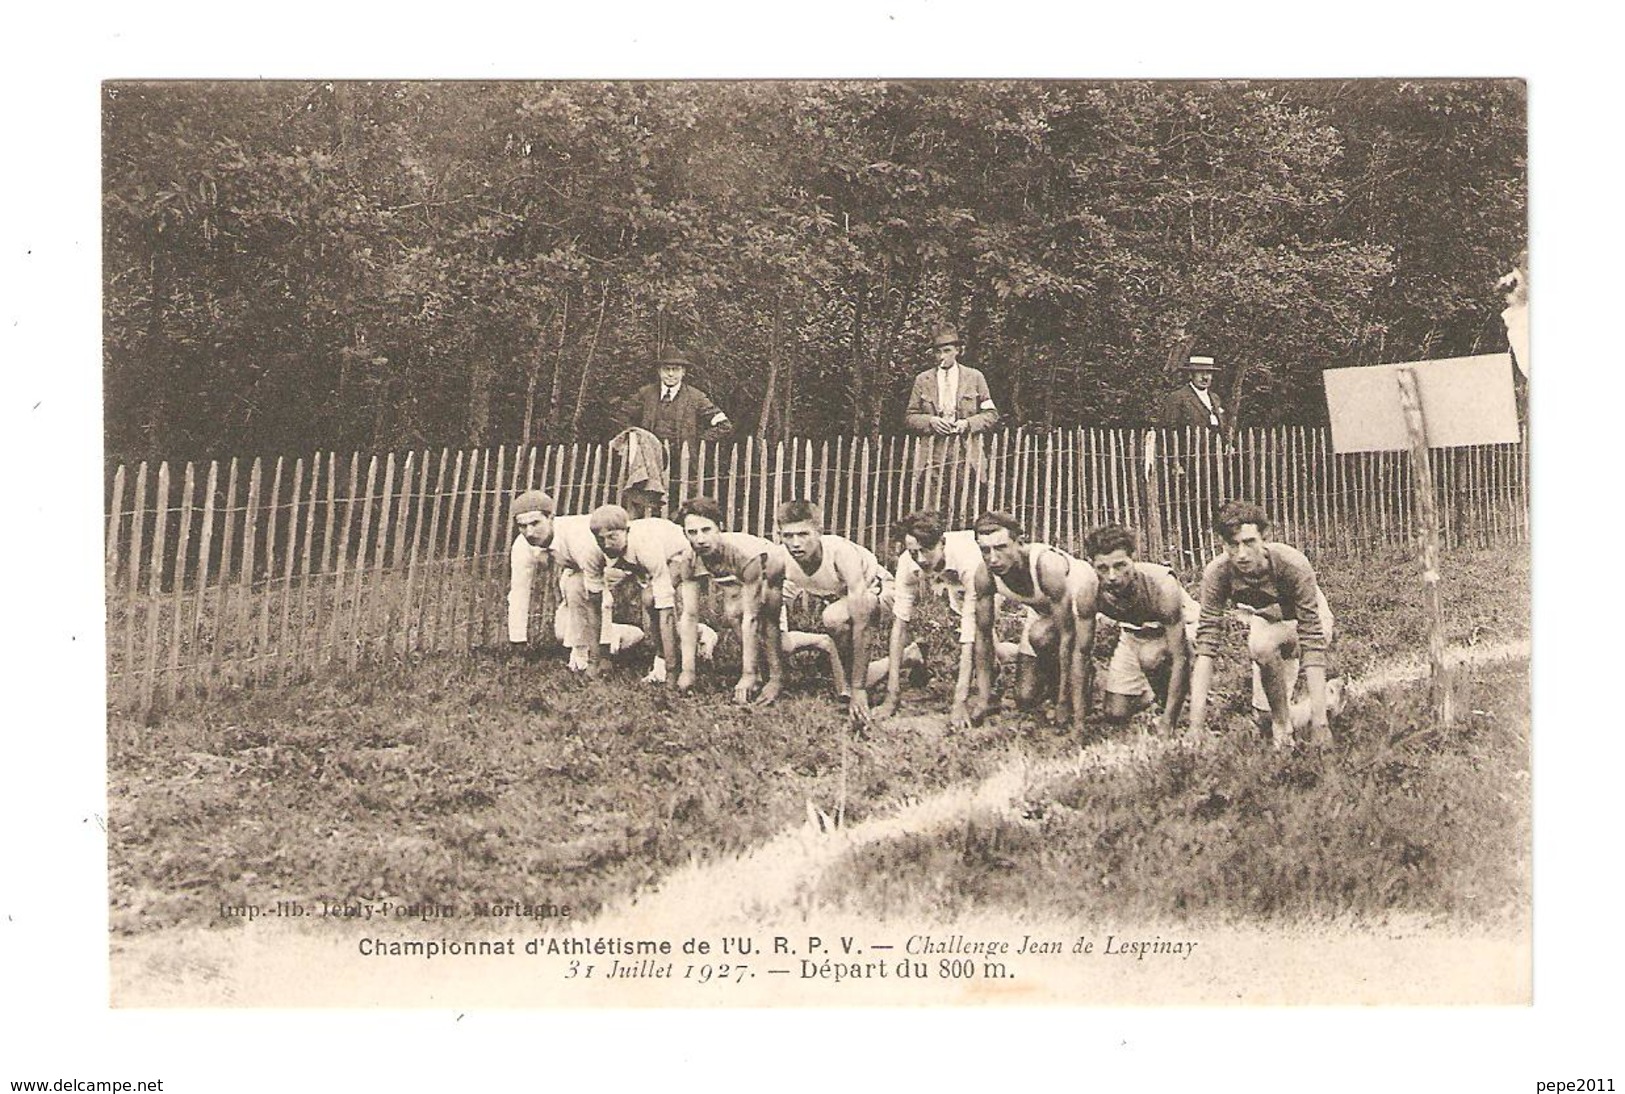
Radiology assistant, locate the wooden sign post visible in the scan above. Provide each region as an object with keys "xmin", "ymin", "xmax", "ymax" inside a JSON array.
[
  {"xmin": 1324, "ymin": 352, "xmax": 1518, "ymax": 731},
  {"xmin": 1394, "ymin": 367, "xmax": 1453, "ymax": 729}
]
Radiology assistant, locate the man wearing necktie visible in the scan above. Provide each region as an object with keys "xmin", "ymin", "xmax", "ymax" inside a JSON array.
[
  {"xmin": 619, "ymin": 348, "xmax": 733, "ymax": 450},
  {"xmin": 905, "ymin": 325, "xmax": 1000, "ymax": 500},
  {"xmin": 1157, "ymin": 353, "xmax": 1231, "ymax": 565},
  {"xmin": 615, "ymin": 348, "xmax": 734, "ymax": 514},
  {"xmin": 1158, "ymin": 354, "xmax": 1229, "ymax": 435}
]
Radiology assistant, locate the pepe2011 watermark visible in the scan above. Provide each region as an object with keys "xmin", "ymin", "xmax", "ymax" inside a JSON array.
[{"xmin": 216, "ymin": 898, "xmax": 571, "ymax": 922}]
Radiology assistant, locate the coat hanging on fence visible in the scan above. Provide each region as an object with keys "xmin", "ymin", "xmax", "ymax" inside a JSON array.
[{"xmin": 609, "ymin": 427, "xmax": 669, "ymax": 500}]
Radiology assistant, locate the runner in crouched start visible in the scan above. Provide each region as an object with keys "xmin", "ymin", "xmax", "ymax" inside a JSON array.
[
  {"xmin": 878, "ymin": 509, "xmax": 1013, "ymax": 729},
  {"xmin": 507, "ymin": 489, "xmax": 616, "ymax": 675},
  {"xmin": 970, "ymin": 510, "xmax": 1098, "ymax": 738},
  {"xmin": 669, "ymin": 496, "xmax": 791, "ymax": 705},
  {"xmin": 776, "ymin": 498, "xmax": 899, "ymax": 726},
  {"xmin": 550, "ymin": 595, "xmax": 717, "ymax": 668},
  {"xmin": 1082, "ymin": 523, "xmax": 1198, "ymax": 738},
  {"xmin": 587, "ymin": 504, "xmax": 690, "ymax": 686},
  {"xmin": 1189, "ymin": 499, "xmax": 1339, "ymax": 749}
]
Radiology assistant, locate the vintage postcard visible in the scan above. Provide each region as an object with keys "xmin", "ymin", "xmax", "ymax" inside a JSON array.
[{"xmin": 99, "ymin": 77, "xmax": 1529, "ymax": 1010}]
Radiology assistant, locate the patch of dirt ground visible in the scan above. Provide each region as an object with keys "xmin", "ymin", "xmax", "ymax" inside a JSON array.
[{"xmin": 111, "ymin": 641, "xmax": 1529, "ymax": 1007}]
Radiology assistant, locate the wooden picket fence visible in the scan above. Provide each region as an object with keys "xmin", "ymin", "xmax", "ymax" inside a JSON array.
[{"xmin": 104, "ymin": 426, "xmax": 1529, "ymax": 712}]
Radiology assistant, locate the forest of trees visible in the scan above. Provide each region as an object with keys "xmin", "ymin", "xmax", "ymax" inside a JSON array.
[{"xmin": 102, "ymin": 79, "xmax": 1526, "ymax": 464}]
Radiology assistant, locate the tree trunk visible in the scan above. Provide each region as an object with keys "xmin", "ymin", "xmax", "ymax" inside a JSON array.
[
  {"xmin": 521, "ymin": 366, "xmax": 540, "ymax": 450},
  {"xmin": 874, "ymin": 276, "xmax": 917, "ymax": 433},
  {"xmin": 568, "ymin": 281, "xmax": 610, "ymax": 441},
  {"xmin": 1042, "ymin": 349, "xmax": 1059, "ymax": 431},
  {"xmin": 372, "ymin": 373, "xmax": 392, "ymax": 449},
  {"xmin": 1009, "ymin": 341, "xmax": 1025, "ymax": 424},
  {"xmin": 756, "ymin": 288, "xmax": 784, "ymax": 439},
  {"xmin": 964, "ymin": 287, "xmax": 988, "ymax": 356},
  {"xmin": 329, "ymin": 82, "xmax": 350, "ymax": 168},
  {"xmin": 141, "ymin": 238, "xmax": 171, "ymax": 462},
  {"xmin": 521, "ymin": 306, "xmax": 557, "ymax": 448},
  {"xmin": 1164, "ymin": 333, "xmax": 1196, "ymax": 379},
  {"xmin": 1225, "ymin": 361, "xmax": 1250, "ymax": 442},
  {"xmin": 847, "ymin": 281, "xmax": 867, "ymax": 434},
  {"xmin": 781, "ymin": 342, "xmax": 797, "ymax": 445},
  {"xmin": 466, "ymin": 354, "xmax": 493, "ymax": 447},
  {"xmin": 1062, "ymin": 327, "xmax": 1085, "ymax": 426},
  {"xmin": 545, "ymin": 290, "xmax": 570, "ymax": 436}
]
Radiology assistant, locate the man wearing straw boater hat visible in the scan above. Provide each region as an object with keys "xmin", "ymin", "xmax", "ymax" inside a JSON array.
[
  {"xmin": 1158, "ymin": 353, "xmax": 1229, "ymax": 434},
  {"xmin": 1156, "ymin": 352, "xmax": 1230, "ymax": 566}
]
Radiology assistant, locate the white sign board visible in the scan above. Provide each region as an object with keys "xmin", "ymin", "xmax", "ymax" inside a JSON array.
[{"xmin": 1323, "ymin": 353, "xmax": 1520, "ymax": 454}]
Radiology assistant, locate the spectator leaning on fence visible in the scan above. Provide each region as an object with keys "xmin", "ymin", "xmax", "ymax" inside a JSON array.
[
  {"xmin": 1082, "ymin": 523, "xmax": 1199, "ymax": 738},
  {"xmin": 905, "ymin": 325, "xmax": 1000, "ymax": 440},
  {"xmin": 616, "ymin": 348, "xmax": 733, "ymax": 453},
  {"xmin": 507, "ymin": 490, "xmax": 616, "ymax": 673},
  {"xmin": 1188, "ymin": 499, "xmax": 1338, "ymax": 750},
  {"xmin": 1158, "ymin": 353, "xmax": 1229, "ymax": 435},
  {"xmin": 970, "ymin": 510, "xmax": 1098, "ymax": 739}
]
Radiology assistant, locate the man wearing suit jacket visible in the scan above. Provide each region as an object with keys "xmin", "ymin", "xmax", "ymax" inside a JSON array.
[
  {"xmin": 1156, "ymin": 354, "xmax": 1229, "ymax": 565},
  {"xmin": 615, "ymin": 348, "xmax": 732, "ymax": 516},
  {"xmin": 1158, "ymin": 354, "xmax": 1228, "ymax": 435},
  {"xmin": 906, "ymin": 326, "xmax": 999, "ymax": 489},
  {"xmin": 616, "ymin": 348, "xmax": 733, "ymax": 452}
]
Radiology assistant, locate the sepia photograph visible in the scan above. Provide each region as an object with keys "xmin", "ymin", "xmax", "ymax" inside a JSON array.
[
  {"xmin": 15, "ymin": 5, "xmax": 1624, "ymax": 1086},
  {"xmin": 98, "ymin": 76, "xmax": 1532, "ymax": 1008}
]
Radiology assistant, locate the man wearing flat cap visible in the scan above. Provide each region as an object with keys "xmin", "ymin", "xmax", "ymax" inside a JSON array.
[
  {"xmin": 617, "ymin": 348, "xmax": 733, "ymax": 452},
  {"xmin": 1158, "ymin": 354, "xmax": 1229, "ymax": 435},
  {"xmin": 507, "ymin": 489, "xmax": 617, "ymax": 674},
  {"xmin": 905, "ymin": 325, "xmax": 999, "ymax": 492}
]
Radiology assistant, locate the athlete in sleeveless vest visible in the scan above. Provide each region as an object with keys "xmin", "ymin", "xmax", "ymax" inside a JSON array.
[
  {"xmin": 776, "ymin": 498, "xmax": 897, "ymax": 726},
  {"xmin": 970, "ymin": 510, "xmax": 1098, "ymax": 739},
  {"xmin": 880, "ymin": 510, "xmax": 1013, "ymax": 728},
  {"xmin": 589, "ymin": 505, "xmax": 690, "ymax": 685},
  {"xmin": 670, "ymin": 496, "xmax": 791, "ymax": 705}
]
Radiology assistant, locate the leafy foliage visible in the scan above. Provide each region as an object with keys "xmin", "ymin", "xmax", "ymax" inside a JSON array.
[{"xmin": 104, "ymin": 80, "xmax": 1526, "ymax": 463}]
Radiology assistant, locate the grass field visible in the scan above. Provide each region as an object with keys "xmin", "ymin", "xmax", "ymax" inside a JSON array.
[
  {"xmin": 810, "ymin": 659, "xmax": 1529, "ymax": 927},
  {"xmin": 107, "ymin": 544, "xmax": 1529, "ymax": 938}
]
